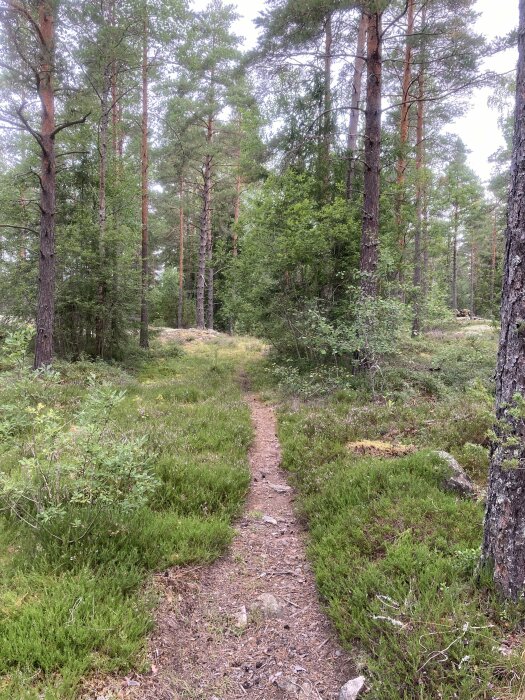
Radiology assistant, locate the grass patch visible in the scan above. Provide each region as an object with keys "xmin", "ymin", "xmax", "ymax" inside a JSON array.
[{"xmin": 0, "ymin": 335, "xmax": 255, "ymax": 698}]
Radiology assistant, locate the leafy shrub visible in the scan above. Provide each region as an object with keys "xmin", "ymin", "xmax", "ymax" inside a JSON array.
[
  {"xmin": 420, "ymin": 286, "xmax": 456, "ymax": 331},
  {"xmin": 0, "ymin": 323, "xmax": 34, "ymax": 373},
  {"xmin": 269, "ymin": 361, "xmax": 358, "ymax": 399},
  {"xmin": 0, "ymin": 381, "xmax": 158, "ymax": 544},
  {"xmin": 282, "ymin": 294, "xmax": 405, "ymax": 367}
]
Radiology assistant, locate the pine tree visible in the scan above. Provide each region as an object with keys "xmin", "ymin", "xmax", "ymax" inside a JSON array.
[{"xmin": 0, "ymin": 0, "xmax": 88, "ymax": 367}]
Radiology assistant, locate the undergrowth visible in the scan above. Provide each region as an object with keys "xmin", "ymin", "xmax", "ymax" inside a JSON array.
[{"xmin": 0, "ymin": 333, "xmax": 255, "ymax": 699}]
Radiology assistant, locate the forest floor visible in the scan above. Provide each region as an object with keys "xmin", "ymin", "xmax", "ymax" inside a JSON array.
[
  {"xmin": 257, "ymin": 320, "xmax": 525, "ymax": 700},
  {"xmin": 93, "ymin": 329, "xmax": 353, "ymax": 700},
  {"xmin": 111, "ymin": 392, "xmax": 352, "ymax": 700},
  {"xmin": 2, "ymin": 322, "xmax": 525, "ymax": 699}
]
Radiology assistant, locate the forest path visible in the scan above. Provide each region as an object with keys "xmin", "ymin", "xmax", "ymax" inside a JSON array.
[{"xmin": 121, "ymin": 370, "xmax": 353, "ymax": 699}]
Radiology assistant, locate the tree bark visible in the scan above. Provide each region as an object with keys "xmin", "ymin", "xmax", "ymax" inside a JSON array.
[
  {"xmin": 95, "ymin": 61, "xmax": 112, "ymax": 358},
  {"xmin": 233, "ymin": 128, "xmax": 242, "ymax": 257},
  {"xmin": 491, "ymin": 209, "xmax": 498, "ymax": 311},
  {"xmin": 422, "ymin": 178, "xmax": 429, "ymax": 297},
  {"xmin": 205, "ymin": 115, "xmax": 214, "ymax": 330},
  {"xmin": 178, "ymin": 177, "xmax": 184, "ymax": 328},
  {"xmin": 111, "ymin": 0, "xmax": 118, "ymax": 158},
  {"xmin": 451, "ymin": 202, "xmax": 458, "ymax": 310},
  {"xmin": 34, "ymin": 1, "xmax": 56, "ymax": 369},
  {"xmin": 197, "ymin": 147, "xmax": 213, "ymax": 330},
  {"xmin": 395, "ymin": 0, "xmax": 415, "ymax": 290},
  {"xmin": 482, "ymin": 0, "xmax": 525, "ymax": 600},
  {"xmin": 360, "ymin": 9, "xmax": 382, "ymax": 299},
  {"xmin": 320, "ymin": 12, "xmax": 333, "ymax": 195},
  {"xmin": 469, "ymin": 239, "xmax": 476, "ymax": 317},
  {"xmin": 412, "ymin": 36, "xmax": 425, "ymax": 337},
  {"xmin": 196, "ymin": 172, "xmax": 208, "ymax": 329},
  {"xmin": 346, "ymin": 11, "xmax": 368, "ymax": 202},
  {"xmin": 139, "ymin": 15, "xmax": 149, "ymax": 348},
  {"xmin": 233, "ymin": 170, "xmax": 241, "ymax": 257}
]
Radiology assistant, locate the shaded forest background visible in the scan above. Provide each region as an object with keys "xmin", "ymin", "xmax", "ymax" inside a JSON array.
[{"xmin": 0, "ymin": 0, "xmax": 515, "ymax": 368}]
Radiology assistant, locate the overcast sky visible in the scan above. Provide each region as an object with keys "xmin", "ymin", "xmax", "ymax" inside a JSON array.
[{"xmin": 193, "ymin": 0, "xmax": 519, "ymax": 184}]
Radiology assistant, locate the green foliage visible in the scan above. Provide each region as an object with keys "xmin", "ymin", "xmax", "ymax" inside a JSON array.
[
  {"xmin": 275, "ymin": 427, "xmax": 518, "ymax": 699},
  {"xmin": 0, "ymin": 382, "xmax": 158, "ymax": 543},
  {"xmin": 224, "ymin": 172, "xmax": 367, "ymax": 358},
  {"xmin": 283, "ymin": 294, "xmax": 405, "ymax": 368},
  {"xmin": 279, "ymin": 438, "xmax": 499, "ymax": 699},
  {"xmin": 419, "ymin": 287, "xmax": 456, "ymax": 331},
  {"xmin": 0, "ymin": 323, "xmax": 34, "ymax": 373},
  {"xmin": 150, "ymin": 267, "xmax": 180, "ymax": 326}
]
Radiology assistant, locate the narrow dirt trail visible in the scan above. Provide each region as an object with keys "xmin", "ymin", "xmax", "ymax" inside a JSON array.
[{"xmin": 120, "ymin": 393, "xmax": 353, "ymax": 700}]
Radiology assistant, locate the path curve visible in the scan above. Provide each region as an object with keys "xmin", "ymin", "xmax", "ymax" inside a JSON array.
[{"xmin": 114, "ymin": 394, "xmax": 353, "ymax": 699}]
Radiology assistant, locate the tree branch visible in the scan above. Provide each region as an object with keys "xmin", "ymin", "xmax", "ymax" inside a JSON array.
[
  {"xmin": 15, "ymin": 103, "xmax": 43, "ymax": 149},
  {"xmin": 0, "ymin": 223, "xmax": 39, "ymax": 236},
  {"xmin": 51, "ymin": 112, "xmax": 91, "ymax": 137}
]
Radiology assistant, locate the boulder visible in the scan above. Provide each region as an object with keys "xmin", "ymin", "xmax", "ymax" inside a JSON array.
[{"xmin": 435, "ymin": 451, "xmax": 477, "ymax": 499}]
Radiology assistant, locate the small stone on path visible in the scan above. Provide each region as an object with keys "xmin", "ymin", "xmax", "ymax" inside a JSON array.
[
  {"xmin": 275, "ymin": 675, "xmax": 298, "ymax": 695},
  {"xmin": 269, "ymin": 483, "xmax": 292, "ymax": 493},
  {"xmin": 263, "ymin": 515, "xmax": 278, "ymax": 525},
  {"xmin": 235, "ymin": 605, "xmax": 248, "ymax": 628},
  {"xmin": 253, "ymin": 593, "xmax": 283, "ymax": 618},
  {"xmin": 339, "ymin": 677, "xmax": 366, "ymax": 700}
]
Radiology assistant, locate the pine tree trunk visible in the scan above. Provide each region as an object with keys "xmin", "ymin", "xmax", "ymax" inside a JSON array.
[
  {"xmin": 34, "ymin": 1, "xmax": 56, "ymax": 369},
  {"xmin": 346, "ymin": 11, "xmax": 367, "ymax": 202},
  {"xmin": 451, "ymin": 203, "xmax": 458, "ymax": 310},
  {"xmin": 111, "ymin": 0, "xmax": 118, "ymax": 157},
  {"xmin": 206, "ymin": 174, "xmax": 214, "ymax": 329},
  {"xmin": 412, "ymin": 56, "xmax": 425, "ymax": 337},
  {"xmin": 117, "ymin": 101, "xmax": 123, "ymax": 159},
  {"xmin": 233, "ymin": 170, "xmax": 241, "ymax": 257},
  {"xmin": 205, "ymin": 116, "xmax": 214, "ymax": 330},
  {"xmin": 95, "ymin": 62, "xmax": 112, "ymax": 358},
  {"xmin": 139, "ymin": 16, "xmax": 149, "ymax": 348},
  {"xmin": 233, "ymin": 132, "xmax": 241, "ymax": 257},
  {"xmin": 422, "ymin": 181, "xmax": 430, "ymax": 296},
  {"xmin": 196, "ymin": 177, "xmax": 207, "ymax": 329},
  {"xmin": 470, "ymin": 240, "xmax": 476, "ymax": 317},
  {"xmin": 396, "ymin": 0, "xmax": 415, "ymax": 291},
  {"xmin": 360, "ymin": 10, "xmax": 382, "ymax": 299},
  {"xmin": 178, "ymin": 177, "xmax": 184, "ymax": 328},
  {"xmin": 320, "ymin": 12, "xmax": 332, "ymax": 195},
  {"xmin": 491, "ymin": 210, "xmax": 498, "ymax": 312},
  {"xmin": 482, "ymin": 0, "xmax": 525, "ymax": 600},
  {"xmin": 197, "ymin": 152, "xmax": 213, "ymax": 330}
]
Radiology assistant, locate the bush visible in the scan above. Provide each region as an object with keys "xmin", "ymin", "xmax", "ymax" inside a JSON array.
[
  {"xmin": 0, "ymin": 381, "xmax": 158, "ymax": 545},
  {"xmin": 0, "ymin": 323, "xmax": 34, "ymax": 373},
  {"xmin": 281, "ymin": 294, "xmax": 406, "ymax": 368}
]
